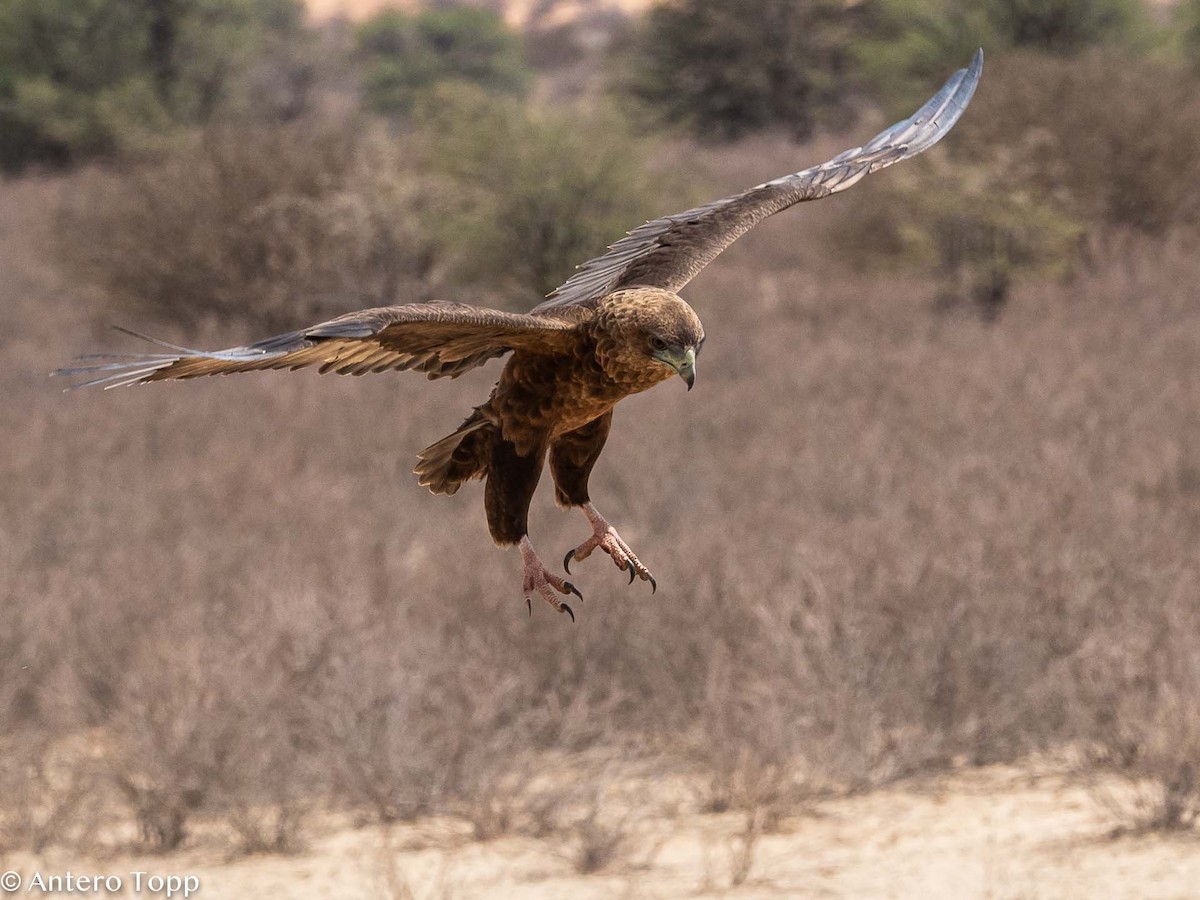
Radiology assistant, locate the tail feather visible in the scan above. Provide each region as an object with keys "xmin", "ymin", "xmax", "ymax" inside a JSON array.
[{"xmin": 414, "ymin": 408, "xmax": 496, "ymax": 495}]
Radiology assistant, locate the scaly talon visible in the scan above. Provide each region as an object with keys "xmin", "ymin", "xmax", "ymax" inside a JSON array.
[
  {"xmin": 565, "ymin": 502, "xmax": 657, "ymax": 591},
  {"xmin": 520, "ymin": 536, "xmax": 581, "ymax": 620}
]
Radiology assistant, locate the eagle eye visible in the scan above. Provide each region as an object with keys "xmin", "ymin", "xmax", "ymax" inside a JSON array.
[{"xmin": 649, "ymin": 336, "xmax": 668, "ymax": 352}]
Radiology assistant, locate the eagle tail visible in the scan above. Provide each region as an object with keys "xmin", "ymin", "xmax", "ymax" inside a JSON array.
[{"xmin": 414, "ymin": 407, "xmax": 496, "ymax": 495}]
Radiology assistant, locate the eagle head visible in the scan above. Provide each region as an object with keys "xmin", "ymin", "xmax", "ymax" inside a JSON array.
[{"xmin": 594, "ymin": 287, "xmax": 705, "ymax": 392}]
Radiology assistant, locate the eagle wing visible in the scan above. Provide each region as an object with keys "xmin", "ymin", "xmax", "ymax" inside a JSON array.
[
  {"xmin": 55, "ymin": 302, "xmax": 577, "ymax": 389},
  {"xmin": 533, "ymin": 49, "xmax": 982, "ymax": 314}
]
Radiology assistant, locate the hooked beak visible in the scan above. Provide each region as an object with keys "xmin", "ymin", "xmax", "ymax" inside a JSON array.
[
  {"xmin": 652, "ymin": 346, "xmax": 698, "ymax": 390},
  {"xmin": 677, "ymin": 347, "xmax": 696, "ymax": 391}
]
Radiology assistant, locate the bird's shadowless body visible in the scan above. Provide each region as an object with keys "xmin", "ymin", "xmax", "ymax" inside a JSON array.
[
  {"xmin": 415, "ymin": 289, "xmax": 702, "ymax": 546},
  {"xmin": 57, "ymin": 52, "xmax": 983, "ymax": 620}
]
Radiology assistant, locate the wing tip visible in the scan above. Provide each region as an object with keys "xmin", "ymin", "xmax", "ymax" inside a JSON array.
[
  {"xmin": 532, "ymin": 48, "xmax": 986, "ymax": 313},
  {"xmin": 962, "ymin": 47, "xmax": 984, "ymax": 102},
  {"xmin": 110, "ymin": 323, "xmax": 198, "ymax": 354}
]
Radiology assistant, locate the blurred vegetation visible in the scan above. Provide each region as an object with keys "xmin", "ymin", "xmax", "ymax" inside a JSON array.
[
  {"xmin": 857, "ymin": 0, "xmax": 1153, "ymax": 109},
  {"xmin": 57, "ymin": 86, "xmax": 671, "ymax": 323},
  {"xmin": 26, "ymin": 0, "xmax": 1200, "ymax": 327},
  {"xmin": 986, "ymin": 0, "xmax": 1150, "ymax": 50},
  {"xmin": 625, "ymin": 0, "xmax": 865, "ymax": 141},
  {"xmin": 356, "ymin": 6, "xmax": 529, "ymax": 117},
  {"xmin": 830, "ymin": 154, "xmax": 1084, "ymax": 320},
  {"xmin": 414, "ymin": 84, "xmax": 670, "ymax": 302},
  {"xmin": 838, "ymin": 43, "xmax": 1200, "ymax": 315},
  {"xmin": 623, "ymin": 0, "xmax": 1152, "ymax": 142},
  {"xmin": 612, "ymin": 0, "xmax": 1197, "ymax": 316},
  {"xmin": 956, "ymin": 49, "xmax": 1200, "ymax": 237},
  {"xmin": 53, "ymin": 4, "xmax": 661, "ymax": 320},
  {"xmin": 10, "ymin": 0, "xmax": 1200, "ymax": 860},
  {"xmin": 1174, "ymin": 0, "xmax": 1200, "ymax": 70},
  {"xmin": 57, "ymin": 117, "xmax": 445, "ymax": 330},
  {"xmin": 0, "ymin": 0, "xmax": 312, "ymax": 173},
  {"xmin": 839, "ymin": 0, "xmax": 1193, "ymax": 316}
]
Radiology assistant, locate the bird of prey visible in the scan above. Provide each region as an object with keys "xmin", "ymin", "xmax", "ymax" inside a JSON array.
[{"xmin": 57, "ymin": 51, "xmax": 982, "ymax": 621}]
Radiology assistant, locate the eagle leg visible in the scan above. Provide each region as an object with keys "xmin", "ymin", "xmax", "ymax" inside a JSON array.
[
  {"xmin": 519, "ymin": 536, "xmax": 581, "ymax": 621},
  {"xmin": 562, "ymin": 503, "xmax": 656, "ymax": 593}
]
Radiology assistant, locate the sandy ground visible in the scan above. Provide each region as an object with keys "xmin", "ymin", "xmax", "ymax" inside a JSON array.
[{"xmin": 8, "ymin": 763, "xmax": 1200, "ymax": 899}]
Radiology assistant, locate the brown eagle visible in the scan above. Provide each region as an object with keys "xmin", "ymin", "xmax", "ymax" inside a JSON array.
[{"xmin": 57, "ymin": 52, "xmax": 982, "ymax": 621}]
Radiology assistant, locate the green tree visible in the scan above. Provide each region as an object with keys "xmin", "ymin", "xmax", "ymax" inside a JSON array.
[
  {"xmin": 414, "ymin": 84, "xmax": 672, "ymax": 302},
  {"xmin": 830, "ymin": 47, "xmax": 1200, "ymax": 316},
  {"xmin": 0, "ymin": 0, "xmax": 307, "ymax": 172},
  {"xmin": 356, "ymin": 6, "xmax": 528, "ymax": 118},
  {"xmin": 989, "ymin": 0, "xmax": 1145, "ymax": 52},
  {"xmin": 161, "ymin": 0, "xmax": 309, "ymax": 122},
  {"xmin": 858, "ymin": 0, "xmax": 1151, "ymax": 107},
  {"xmin": 1175, "ymin": 0, "xmax": 1200, "ymax": 70},
  {"xmin": 627, "ymin": 0, "xmax": 864, "ymax": 141}
]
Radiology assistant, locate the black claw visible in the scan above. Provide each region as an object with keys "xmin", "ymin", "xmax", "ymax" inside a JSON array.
[
  {"xmin": 564, "ymin": 581, "xmax": 583, "ymax": 601},
  {"xmin": 560, "ymin": 603, "xmax": 575, "ymax": 622},
  {"xmin": 649, "ymin": 574, "xmax": 657, "ymax": 594},
  {"xmin": 563, "ymin": 549, "xmax": 574, "ymax": 574},
  {"xmin": 526, "ymin": 596, "xmax": 532, "ymax": 617},
  {"xmin": 627, "ymin": 566, "xmax": 636, "ymax": 585}
]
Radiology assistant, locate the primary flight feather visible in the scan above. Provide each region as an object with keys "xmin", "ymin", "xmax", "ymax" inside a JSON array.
[{"xmin": 57, "ymin": 51, "xmax": 982, "ymax": 620}]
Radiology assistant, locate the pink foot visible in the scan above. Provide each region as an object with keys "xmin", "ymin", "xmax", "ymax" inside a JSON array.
[
  {"xmin": 562, "ymin": 503, "xmax": 656, "ymax": 592},
  {"xmin": 520, "ymin": 536, "xmax": 581, "ymax": 621}
]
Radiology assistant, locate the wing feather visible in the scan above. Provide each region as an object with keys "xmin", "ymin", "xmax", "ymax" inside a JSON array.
[
  {"xmin": 55, "ymin": 302, "xmax": 576, "ymax": 390},
  {"xmin": 534, "ymin": 50, "xmax": 982, "ymax": 313}
]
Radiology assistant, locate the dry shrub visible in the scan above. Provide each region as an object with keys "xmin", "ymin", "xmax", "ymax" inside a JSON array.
[
  {"xmin": 414, "ymin": 84, "xmax": 673, "ymax": 303},
  {"xmin": 450, "ymin": 738, "xmax": 540, "ymax": 842},
  {"xmin": 531, "ymin": 773, "xmax": 669, "ymax": 875},
  {"xmin": 955, "ymin": 49, "xmax": 1200, "ymax": 236},
  {"xmin": 225, "ymin": 801, "xmax": 309, "ymax": 856},
  {"xmin": 108, "ymin": 638, "xmax": 232, "ymax": 851},
  {"xmin": 690, "ymin": 632, "xmax": 815, "ymax": 820},
  {"xmin": 106, "ymin": 594, "xmax": 332, "ymax": 852},
  {"xmin": 0, "ymin": 732, "xmax": 103, "ymax": 853},
  {"xmin": 831, "ymin": 49, "xmax": 1200, "ymax": 315},
  {"xmin": 567, "ymin": 793, "xmax": 635, "ymax": 875},
  {"xmin": 830, "ymin": 152, "xmax": 1082, "ymax": 319},
  {"xmin": 726, "ymin": 807, "xmax": 765, "ymax": 888},
  {"xmin": 200, "ymin": 601, "xmax": 332, "ymax": 854},
  {"xmin": 54, "ymin": 90, "xmax": 675, "ymax": 330},
  {"xmin": 5, "ymin": 89, "xmax": 1200, "ymax": 858},
  {"xmin": 321, "ymin": 591, "xmax": 585, "ymax": 839},
  {"xmin": 1068, "ymin": 574, "xmax": 1200, "ymax": 832},
  {"xmin": 56, "ymin": 115, "xmax": 444, "ymax": 331},
  {"xmin": 375, "ymin": 832, "xmax": 457, "ymax": 900},
  {"xmin": 321, "ymin": 624, "xmax": 460, "ymax": 824}
]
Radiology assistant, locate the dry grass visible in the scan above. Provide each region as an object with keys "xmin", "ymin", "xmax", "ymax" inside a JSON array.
[{"xmin": 4, "ymin": 101, "xmax": 1200, "ymax": 867}]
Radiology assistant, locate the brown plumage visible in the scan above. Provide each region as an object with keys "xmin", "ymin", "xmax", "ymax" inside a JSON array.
[{"xmin": 56, "ymin": 53, "xmax": 982, "ymax": 619}]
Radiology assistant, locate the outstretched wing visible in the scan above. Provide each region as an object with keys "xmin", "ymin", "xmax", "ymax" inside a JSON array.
[
  {"xmin": 55, "ymin": 302, "xmax": 576, "ymax": 390},
  {"xmin": 534, "ymin": 49, "xmax": 983, "ymax": 314}
]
